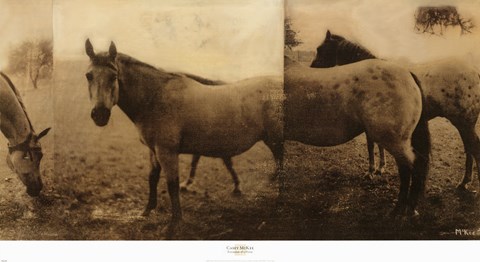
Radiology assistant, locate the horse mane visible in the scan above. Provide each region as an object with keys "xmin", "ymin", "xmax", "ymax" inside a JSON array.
[
  {"xmin": 115, "ymin": 53, "xmax": 159, "ymax": 71},
  {"xmin": 91, "ymin": 52, "xmax": 178, "ymax": 82},
  {"xmin": 180, "ymin": 73, "xmax": 226, "ymax": 85},
  {"xmin": 0, "ymin": 72, "xmax": 35, "ymax": 132},
  {"xmin": 113, "ymin": 53, "xmax": 223, "ymax": 85},
  {"xmin": 331, "ymin": 33, "xmax": 377, "ymax": 61}
]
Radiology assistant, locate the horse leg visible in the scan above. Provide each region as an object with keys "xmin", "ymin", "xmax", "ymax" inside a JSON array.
[
  {"xmin": 154, "ymin": 147, "xmax": 182, "ymax": 233},
  {"xmin": 458, "ymin": 153, "xmax": 473, "ymax": 192},
  {"xmin": 406, "ymin": 116, "xmax": 431, "ymax": 217},
  {"xmin": 456, "ymin": 126, "xmax": 480, "ymax": 193},
  {"xmin": 264, "ymin": 140, "xmax": 285, "ymax": 178},
  {"xmin": 366, "ymin": 135, "xmax": 375, "ymax": 179},
  {"xmin": 376, "ymin": 145, "xmax": 386, "ymax": 176},
  {"xmin": 180, "ymin": 154, "xmax": 201, "ymax": 191},
  {"xmin": 142, "ymin": 150, "xmax": 161, "ymax": 217},
  {"xmin": 387, "ymin": 136, "xmax": 427, "ymax": 217},
  {"xmin": 391, "ymin": 159, "xmax": 411, "ymax": 217},
  {"xmin": 222, "ymin": 157, "xmax": 241, "ymax": 195}
]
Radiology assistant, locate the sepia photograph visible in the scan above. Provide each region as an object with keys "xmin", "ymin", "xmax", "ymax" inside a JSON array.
[
  {"xmin": 52, "ymin": 0, "xmax": 284, "ymax": 240},
  {"xmin": 284, "ymin": 0, "xmax": 480, "ymax": 239},
  {"xmin": 0, "ymin": 0, "xmax": 480, "ymax": 259},
  {"xmin": 0, "ymin": 0, "xmax": 54, "ymax": 239}
]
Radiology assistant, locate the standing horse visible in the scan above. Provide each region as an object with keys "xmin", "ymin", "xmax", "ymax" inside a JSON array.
[
  {"xmin": 0, "ymin": 72, "xmax": 50, "ymax": 196},
  {"xmin": 168, "ymin": 75, "xmax": 243, "ymax": 195},
  {"xmin": 284, "ymin": 56, "xmax": 431, "ymax": 216},
  {"xmin": 84, "ymin": 39, "xmax": 284, "ymax": 233},
  {"xmin": 312, "ymin": 30, "xmax": 480, "ymax": 192}
]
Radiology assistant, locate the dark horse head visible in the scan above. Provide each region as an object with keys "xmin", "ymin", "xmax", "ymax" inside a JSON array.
[
  {"xmin": 310, "ymin": 30, "xmax": 376, "ymax": 68},
  {"xmin": 85, "ymin": 39, "xmax": 119, "ymax": 126}
]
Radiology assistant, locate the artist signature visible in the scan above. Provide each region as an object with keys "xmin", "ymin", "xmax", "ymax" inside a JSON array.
[{"xmin": 454, "ymin": 228, "xmax": 480, "ymax": 236}]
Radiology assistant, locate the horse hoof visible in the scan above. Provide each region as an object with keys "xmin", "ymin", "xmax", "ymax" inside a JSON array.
[
  {"xmin": 363, "ymin": 171, "xmax": 374, "ymax": 181},
  {"xmin": 270, "ymin": 173, "xmax": 278, "ymax": 182},
  {"xmin": 456, "ymin": 184, "xmax": 476, "ymax": 193},
  {"xmin": 389, "ymin": 205, "xmax": 406, "ymax": 218},
  {"xmin": 456, "ymin": 185, "xmax": 477, "ymax": 198},
  {"xmin": 180, "ymin": 183, "xmax": 189, "ymax": 192},
  {"xmin": 407, "ymin": 208, "xmax": 419, "ymax": 218},
  {"xmin": 141, "ymin": 210, "xmax": 151, "ymax": 217},
  {"xmin": 232, "ymin": 189, "xmax": 242, "ymax": 196},
  {"xmin": 161, "ymin": 218, "xmax": 182, "ymax": 239}
]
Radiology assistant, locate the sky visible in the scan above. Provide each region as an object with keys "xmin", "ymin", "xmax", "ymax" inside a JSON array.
[
  {"xmin": 286, "ymin": 0, "xmax": 480, "ymax": 65},
  {"xmin": 0, "ymin": 0, "xmax": 52, "ymax": 70},
  {"xmin": 53, "ymin": 0, "xmax": 284, "ymax": 81},
  {"xmin": 2, "ymin": 0, "xmax": 479, "ymax": 79}
]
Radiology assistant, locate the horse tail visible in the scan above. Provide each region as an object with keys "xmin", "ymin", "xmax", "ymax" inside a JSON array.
[{"xmin": 410, "ymin": 72, "xmax": 431, "ymax": 203}]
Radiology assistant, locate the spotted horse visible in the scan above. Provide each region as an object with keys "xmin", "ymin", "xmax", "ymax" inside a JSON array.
[{"xmin": 311, "ymin": 30, "xmax": 480, "ymax": 194}]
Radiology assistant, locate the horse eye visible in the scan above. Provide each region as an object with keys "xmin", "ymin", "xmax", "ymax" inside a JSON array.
[
  {"xmin": 86, "ymin": 72, "xmax": 93, "ymax": 81},
  {"xmin": 110, "ymin": 75, "xmax": 117, "ymax": 82}
]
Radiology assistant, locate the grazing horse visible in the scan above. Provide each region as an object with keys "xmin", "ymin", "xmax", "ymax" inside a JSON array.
[
  {"xmin": 312, "ymin": 30, "xmax": 480, "ymax": 192},
  {"xmin": 0, "ymin": 72, "xmax": 50, "ymax": 196},
  {"xmin": 284, "ymin": 56, "xmax": 431, "ymax": 216},
  {"xmin": 84, "ymin": 39, "xmax": 284, "ymax": 233}
]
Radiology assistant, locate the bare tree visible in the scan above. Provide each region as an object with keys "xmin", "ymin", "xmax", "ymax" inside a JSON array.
[
  {"xmin": 285, "ymin": 17, "xmax": 303, "ymax": 50},
  {"xmin": 414, "ymin": 6, "xmax": 474, "ymax": 35},
  {"xmin": 7, "ymin": 39, "xmax": 53, "ymax": 89}
]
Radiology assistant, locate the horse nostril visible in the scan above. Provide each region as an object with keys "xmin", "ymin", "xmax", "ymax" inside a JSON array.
[
  {"xmin": 91, "ymin": 108, "xmax": 97, "ymax": 118},
  {"xmin": 91, "ymin": 107, "xmax": 111, "ymax": 126}
]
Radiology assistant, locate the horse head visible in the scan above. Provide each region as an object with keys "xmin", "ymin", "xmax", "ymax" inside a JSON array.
[
  {"xmin": 85, "ymin": 39, "xmax": 119, "ymax": 127},
  {"xmin": 310, "ymin": 30, "xmax": 340, "ymax": 68},
  {"xmin": 6, "ymin": 127, "xmax": 51, "ymax": 196}
]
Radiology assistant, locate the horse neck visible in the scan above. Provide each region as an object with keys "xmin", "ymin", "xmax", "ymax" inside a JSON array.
[
  {"xmin": 0, "ymin": 82, "xmax": 32, "ymax": 145},
  {"xmin": 336, "ymin": 40, "xmax": 376, "ymax": 65},
  {"xmin": 115, "ymin": 60, "xmax": 170, "ymax": 123}
]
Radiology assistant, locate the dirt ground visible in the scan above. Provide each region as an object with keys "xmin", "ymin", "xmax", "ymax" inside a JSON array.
[{"xmin": 0, "ymin": 59, "xmax": 479, "ymax": 240}]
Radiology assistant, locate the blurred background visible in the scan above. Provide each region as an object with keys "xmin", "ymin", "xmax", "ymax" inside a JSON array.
[{"xmin": 286, "ymin": 0, "xmax": 480, "ymax": 65}]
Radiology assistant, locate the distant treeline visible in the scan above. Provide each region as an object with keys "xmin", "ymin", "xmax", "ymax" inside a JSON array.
[{"xmin": 285, "ymin": 50, "xmax": 316, "ymax": 62}]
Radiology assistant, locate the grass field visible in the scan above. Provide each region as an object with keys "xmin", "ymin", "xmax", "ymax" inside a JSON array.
[{"xmin": 0, "ymin": 59, "xmax": 479, "ymax": 239}]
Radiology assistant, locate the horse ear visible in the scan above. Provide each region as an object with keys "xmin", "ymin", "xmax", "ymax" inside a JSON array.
[
  {"xmin": 326, "ymin": 30, "xmax": 332, "ymax": 40},
  {"xmin": 85, "ymin": 39, "xmax": 95, "ymax": 59},
  {"xmin": 37, "ymin": 127, "xmax": 51, "ymax": 140},
  {"xmin": 109, "ymin": 41, "xmax": 117, "ymax": 60}
]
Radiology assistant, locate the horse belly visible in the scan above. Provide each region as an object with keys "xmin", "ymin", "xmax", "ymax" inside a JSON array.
[
  {"xmin": 285, "ymin": 101, "xmax": 364, "ymax": 146},
  {"xmin": 180, "ymin": 127, "xmax": 262, "ymax": 157}
]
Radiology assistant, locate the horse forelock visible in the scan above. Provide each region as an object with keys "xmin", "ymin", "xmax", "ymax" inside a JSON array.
[
  {"xmin": 90, "ymin": 52, "xmax": 118, "ymax": 71},
  {"xmin": 0, "ymin": 72, "xmax": 35, "ymax": 133}
]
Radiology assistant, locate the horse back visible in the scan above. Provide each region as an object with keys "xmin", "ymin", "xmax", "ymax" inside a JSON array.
[
  {"xmin": 150, "ymin": 75, "xmax": 283, "ymax": 157},
  {"xmin": 413, "ymin": 58, "xmax": 480, "ymax": 122},
  {"xmin": 284, "ymin": 59, "xmax": 423, "ymax": 146}
]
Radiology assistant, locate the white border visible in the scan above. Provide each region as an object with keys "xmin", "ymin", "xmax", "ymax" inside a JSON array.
[{"xmin": 0, "ymin": 241, "xmax": 478, "ymax": 262}]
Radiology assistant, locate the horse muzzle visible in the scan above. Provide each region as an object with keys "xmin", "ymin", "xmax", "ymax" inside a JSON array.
[
  {"xmin": 26, "ymin": 180, "xmax": 43, "ymax": 197},
  {"xmin": 91, "ymin": 107, "xmax": 111, "ymax": 127}
]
